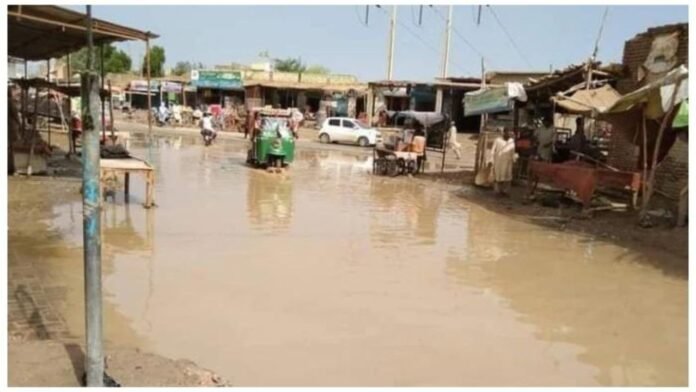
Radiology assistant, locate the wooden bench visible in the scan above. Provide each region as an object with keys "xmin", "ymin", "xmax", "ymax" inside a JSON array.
[{"xmin": 100, "ymin": 158, "xmax": 155, "ymax": 208}]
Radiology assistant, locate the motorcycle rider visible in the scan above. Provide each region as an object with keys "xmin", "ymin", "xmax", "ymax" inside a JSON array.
[
  {"xmin": 157, "ymin": 102, "xmax": 169, "ymax": 125},
  {"xmin": 200, "ymin": 111, "xmax": 216, "ymax": 145}
]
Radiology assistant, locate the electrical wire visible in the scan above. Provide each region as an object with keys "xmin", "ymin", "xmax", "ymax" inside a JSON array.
[
  {"xmin": 486, "ymin": 5, "xmax": 534, "ymax": 68},
  {"xmin": 430, "ymin": 6, "xmax": 490, "ymax": 66},
  {"xmin": 592, "ymin": 7, "xmax": 610, "ymax": 59},
  {"xmin": 375, "ymin": 5, "xmax": 474, "ymax": 75},
  {"xmin": 354, "ymin": 5, "xmax": 367, "ymax": 27}
]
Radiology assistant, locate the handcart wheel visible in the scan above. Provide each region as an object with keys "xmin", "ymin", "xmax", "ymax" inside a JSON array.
[
  {"xmin": 406, "ymin": 159, "xmax": 416, "ymax": 174},
  {"xmin": 397, "ymin": 158, "xmax": 406, "ymax": 175},
  {"xmin": 387, "ymin": 159, "xmax": 399, "ymax": 177}
]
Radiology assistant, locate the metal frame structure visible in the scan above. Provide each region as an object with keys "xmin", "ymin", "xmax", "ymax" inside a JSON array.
[{"xmin": 7, "ymin": 5, "xmax": 158, "ymax": 386}]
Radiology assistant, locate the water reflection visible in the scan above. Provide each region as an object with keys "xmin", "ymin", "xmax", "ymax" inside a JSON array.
[
  {"xmin": 444, "ymin": 206, "xmax": 687, "ymax": 386},
  {"xmin": 368, "ymin": 179, "xmax": 442, "ymax": 247},
  {"xmin": 246, "ymin": 171, "xmax": 293, "ymax": 232},
  {"xmin": 32, "ymin": 135, "xmax": 688, "ymax": 386}
]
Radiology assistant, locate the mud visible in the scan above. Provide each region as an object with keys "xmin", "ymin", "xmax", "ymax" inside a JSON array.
[{"xmin": 8, "ymin": 134, "xmax": 687, "ymax": 386}]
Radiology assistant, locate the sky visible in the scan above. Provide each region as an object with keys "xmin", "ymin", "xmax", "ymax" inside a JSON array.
[{"xmin": 66, "ymin": 4, "xmax": 688, "ymax": 81}]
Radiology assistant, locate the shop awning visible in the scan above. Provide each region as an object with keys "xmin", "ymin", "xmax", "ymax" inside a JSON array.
[
  {"xmin": 463, "ymin": 83, "xmax": 527, "ymax": 116},
  {"xmin": 552, "ymin": 84, "xmax": 622, "ymax": 114},
  {"xmin": 7, "ymin": 5, "xmax": 157, "ymax": 61},
  {"xmin": 601, "ymin": 65, "xmax": 688, "ymax": 120}
]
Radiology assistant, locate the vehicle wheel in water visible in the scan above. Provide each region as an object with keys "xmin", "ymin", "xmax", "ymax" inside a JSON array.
[
  {"xmin": 319, "ymin": 133, "xmax": 330, "ymax": 144},
  {"xmin": 397, "ymin": 158, "xmax": 406, "ymax": 174},
  {"xmin": 387, "ymin": 158, "xmax": 399, "ymax": 177},
  {"xmin": 358, "ymin": 137, "xmax": 369, "ymax": 147}
]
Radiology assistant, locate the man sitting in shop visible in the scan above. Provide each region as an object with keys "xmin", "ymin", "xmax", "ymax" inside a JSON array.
[
  {"xmin": 568, "ymin": 117, "xmax": 602, "ymax": 161},
  {"xmin": 535, "ymin": 115, "xmax": 555, "ymax": 162}
]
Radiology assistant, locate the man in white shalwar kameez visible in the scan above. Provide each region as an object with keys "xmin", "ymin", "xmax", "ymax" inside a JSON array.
[{"xmin": 487, "ymin": 127, "xmax": 517, "ymax": 195}]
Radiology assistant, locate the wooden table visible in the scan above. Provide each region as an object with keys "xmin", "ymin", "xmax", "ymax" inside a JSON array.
[{"xmin": 100, "ymin": 158, "xmax": 155, "ymax": 208}]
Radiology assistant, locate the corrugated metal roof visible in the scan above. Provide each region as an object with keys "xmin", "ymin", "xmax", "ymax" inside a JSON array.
[
  {"xmin": 7, "ymin": 5, "xmax": 157, "ymax": 61},
  {"xmin": 244, "ymin": 80, "xmax": 367, "ymax": 93}
]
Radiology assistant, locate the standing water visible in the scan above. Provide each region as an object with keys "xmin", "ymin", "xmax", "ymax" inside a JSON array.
[{"xmin": 45, "ymin": 136, "xmax": 686, "ymax": 386}]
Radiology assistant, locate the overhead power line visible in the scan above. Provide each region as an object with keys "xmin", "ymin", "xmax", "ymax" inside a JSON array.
[
  {"xmin": 375, "ymin": 5, "xmax": 474, "ymax": 76},
  {"xmin": 430, "ymin": 6, "xmax": 490, "ymax": 68},
  {"xmin": 486, "ymin": 5, "xmax": 533, "ymax": 69}
]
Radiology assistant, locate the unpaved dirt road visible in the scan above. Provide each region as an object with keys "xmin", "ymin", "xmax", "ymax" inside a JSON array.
[{"xmin": 9, "ymin": 133, "xmax": 687, "ymax": 386}]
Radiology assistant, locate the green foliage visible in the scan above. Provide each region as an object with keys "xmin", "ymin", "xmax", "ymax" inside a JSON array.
[
  {"xmin": 172, "ymin": 61, "xmax": 205, "ymax": 76},
  {"xmin": 69, "ymin": 44, "xmax": 132, "ymax": 74},
  {"xmin": 142, "ymin": 45, "xmax": 166, "ymax": 77},
  {"xmin": 274, "ymin": 57, "xmax": 306, "ymax": 73}
]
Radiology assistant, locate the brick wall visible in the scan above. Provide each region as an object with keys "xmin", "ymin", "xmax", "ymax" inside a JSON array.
[
  {"xmin": 654, "ymin": 133, "xmax": 688, "ymax": 200},
  {"xmin": 616, "ymin": 23, "xmax": 689, "ymax": 94},
  {"xmin": 607, "ymin": 23, "xmax": 689, "ymax": 203}
]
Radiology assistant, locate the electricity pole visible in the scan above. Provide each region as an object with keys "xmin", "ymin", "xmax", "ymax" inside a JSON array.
[
  {"xmin": 82, "ymin": 4, "xmax": 104, "ymax": 387},
  {"xmin": 386, "ymin": 5, "xmax": 397, "ymax": 80},
  {"xmin": 441, "ymin": 5, "xmax": 453, "ymax": 78}
]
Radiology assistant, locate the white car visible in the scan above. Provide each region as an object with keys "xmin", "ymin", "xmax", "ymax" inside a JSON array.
[{"xmin": 318, "ymin": 117, "xmax": 382, "ymax": 147}]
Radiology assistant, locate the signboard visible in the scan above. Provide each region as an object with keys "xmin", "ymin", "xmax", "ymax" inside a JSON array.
[
  {"xmin": 161, "ymin": 81, "xmax": 183, "ymax": 93},
  {"xmin": 128, "ymin": 80, "xmax": 159, "ymax": 92},
  {"xmin": 192, "ymin": 70, "xmax": 243, "ymax": 90},
  {"xmin": 463, "ymin": 87, "xmax": 512, "ymax": 116}
]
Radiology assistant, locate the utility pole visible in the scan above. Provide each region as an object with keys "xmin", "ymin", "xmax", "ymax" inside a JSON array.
[
  {"xmin": 441, "ymin": 5, "xmax": 453, "ymax": 78},
  {"xmin": 81, "ymin": 4, "xmax": 104, "ymax": 387},
  {"xmin": 386, "ymin": 5, "xmax": 397, "ymax": 80}
]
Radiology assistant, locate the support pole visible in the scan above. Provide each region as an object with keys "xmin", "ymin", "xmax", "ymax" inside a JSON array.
[
  {"xmin": 441, "ymin": 5, "xmax": 453, "ymax": 78},
  {"xmin": 146, "ymin": 37, "xmax": 152, "ymax": 143},
  {"xmin": 22, "ymin": 60, "xmax": 27, "ymax": 138},
  {"xmin": 100, "ymin": 44, "xmax": 106, "ymax": 143},
  {"xmin": 386, "ymin": 6, "xmax": 397, "ymax": 80},
  {"xmin": 47, "ymin": 59, "xmax": 52, "ymax": 147},
  {"xmin": 108, "ymin": 80, "xmax": 115, "ymax": 143},
  {"xmin": 640, "ymin": 80, "xmax": 682, "ymax": 221},
  {"xmin": 67, "ymin": 53, "xmax": 73, "ymax": 156},
  {"xmin": 81, "ymin": 5, "xmax": 104, "ymax": 387}
]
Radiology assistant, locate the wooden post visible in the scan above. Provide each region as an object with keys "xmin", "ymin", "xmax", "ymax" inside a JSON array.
[
  {"xmin": 146, "ymin": 37, "xmax": 152, "ymax": 143},
  {"xmin": 22, "ymin": 60, "xmax": 27, "ymax": 139},
  {"xmin": 677, "ymin": 186, "xmax": 687, "ymax": 227},
  {"xmin": 124, "ymin": 172, "xmax": 130, "ymax": 202},
  {"xmin": 640, "ymin": 80, "xmax": 683, "ymax": 220},
  {"xmin": 145, "ymin": 170, "xmax": 155, "ymax": 208},
  {"xmin": 108, "ymin": 80, "xmax": 115, "ymax": 143},
  {"xmin": 26, "ymin": 88, "xmax": 40, "ymax": 176},
  {"xmin": 67, "ymin": 52, "xmax": 73, "ymax": 156},
  {"xmin": 100, "ymin": 44, "xmax": 106, "ymax": 143},
  {"xmin": 46, "ymin": 59, "xmax": 52, "ymax": 148},
  {"xmin": 641, "ymin": 110, "xmax": 647, "ymax": 203}
]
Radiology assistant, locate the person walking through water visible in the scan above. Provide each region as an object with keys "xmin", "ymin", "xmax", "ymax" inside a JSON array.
[
  {"xmin": 487, "ymin": 127, "xmax": 517, "ymax": 196},
  {"xmin": 447, "ymin": 121, "xmax": 462, "ymax": 159}
]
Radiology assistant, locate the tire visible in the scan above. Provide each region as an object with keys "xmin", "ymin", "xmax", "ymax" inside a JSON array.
[
  {"xmin": 386, "ymin": 158, "xmax": 399, "ymax": 177},
  {"xmin": 319, "ymin": 133, "xmax": 330, "ymax": 144},
  {"xmin": 358, "ymin": 137, "xmax": 369, "ymax": 147}
]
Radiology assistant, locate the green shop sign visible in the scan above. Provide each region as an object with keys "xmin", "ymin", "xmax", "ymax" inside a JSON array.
[
  {"xmin": 191, "ymin": 70, "xmax": 243, "ymax": 90},
  {"xmin": 464, "ymin": 87, "xmax": 512, "ymax": 116}
]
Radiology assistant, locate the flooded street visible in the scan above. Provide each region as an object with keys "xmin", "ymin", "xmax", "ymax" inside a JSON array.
[{"xmin": 24, "ymin": 136, "xmax": 687, "ymax": 386}]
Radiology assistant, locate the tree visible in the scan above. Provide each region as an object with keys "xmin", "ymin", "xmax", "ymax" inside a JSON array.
[
  {"xmin": 305, "ymin": 65, "xmax": 331, "ymax": 74},
  {"xmin": 274, "ymin": 57, "xmax": 306, "ymax": 73},
  {"xmin": 142, "ymin": 45, "xmax": 166, "ymax": 77},
  {"xmin": 69, "ymin": 44, "xmax": 132, "ymax": 74},
  {"xmin": 172, "ymin": 61, "xmax": 192, "ymax": 76},
  {"xmin": 172, "ymin": 61, "xmax": 205, "ymax": 76}
]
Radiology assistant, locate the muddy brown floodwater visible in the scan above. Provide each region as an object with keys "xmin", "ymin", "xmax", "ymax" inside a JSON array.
[{"xmin": 42, "ymin": 135, "xmax": 686, "ymax": 386}]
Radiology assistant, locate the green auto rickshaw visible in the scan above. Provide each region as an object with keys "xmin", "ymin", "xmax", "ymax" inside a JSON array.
[{"xmin": 246, "ymin": 108, "xmax": 296, "ymax": 169}]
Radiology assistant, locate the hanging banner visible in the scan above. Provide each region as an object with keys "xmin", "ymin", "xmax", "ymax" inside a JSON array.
[
  {"xmin": 128, "ymin": 80, "xmax": 159, "ymax": 92},
  {"xmin": 191, "ymin": 70, "xmax": 243, "ymax": 90},
  {"xmin": 464, "ymin": 87, "xmax": 513, "ymax": 116},
  {"xmin": 161, "ymin": 81, "xmax": 183, "ymax": 93}
]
